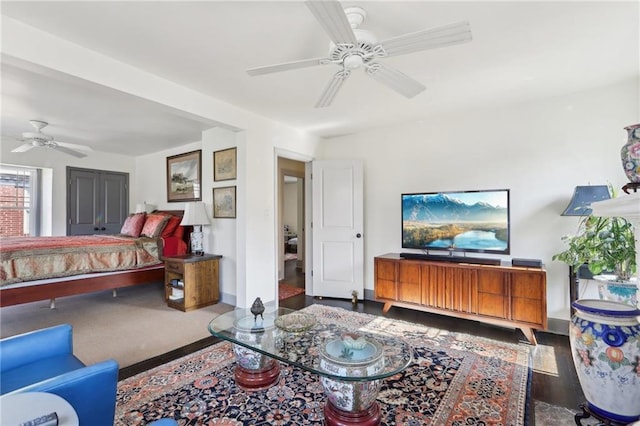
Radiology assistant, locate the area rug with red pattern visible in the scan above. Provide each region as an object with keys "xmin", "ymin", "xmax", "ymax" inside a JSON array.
[
  {"xmin": 278, "ymin": 283, "xmax": 305, "ymax": 300},
  {"xmin": 116, "ymin": 305, "xmax": 532, "ymax": 425}
]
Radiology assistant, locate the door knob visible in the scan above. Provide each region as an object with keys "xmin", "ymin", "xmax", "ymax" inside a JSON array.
[
  {"xmin": 94, "ymin": 227, "xmax": 99, "ymax": 231},
  {"xmin": 356, "ymin": 233, "xmax": 362, "ymax": 238},
  {"xmin": 100, "ymin": 227, "xmax": 106, "ymax": 231}
]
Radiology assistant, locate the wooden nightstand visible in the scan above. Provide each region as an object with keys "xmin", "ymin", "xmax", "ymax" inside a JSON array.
[{"xmin": 164, "ymin": 254, "xmax": 221, "ymax": 312}]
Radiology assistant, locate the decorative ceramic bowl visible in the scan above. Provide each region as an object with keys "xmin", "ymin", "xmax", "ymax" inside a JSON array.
[
  {"xmin": 594, "ymin": 275, "xmax": 638, "ymax": 307},
  {"xmin": 274, "ymin": 312, "xmax": 316, "ymax": 333},
  {"xmin": 341, "ymin": 333, "xmax": 368, "ymax": 350}
]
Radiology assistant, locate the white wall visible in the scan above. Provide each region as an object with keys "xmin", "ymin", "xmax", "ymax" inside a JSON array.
[{"xmin": 317, "ymin": 79, "xmax": 639, "ymax": 321}]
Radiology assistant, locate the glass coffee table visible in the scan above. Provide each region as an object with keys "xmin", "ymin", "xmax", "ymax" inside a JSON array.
[{"xmin": 208, "ymin": 306, "xmax": 413, "ymax": 426}]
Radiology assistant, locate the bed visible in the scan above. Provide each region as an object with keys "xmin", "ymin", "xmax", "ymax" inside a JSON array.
[
  {"xmin": 286, "ymin": 236, "xmax": 298, "ymax": 253},
  {"xmin": 0, "ymin": 210, "xmax": 190, "ymax": 308}
]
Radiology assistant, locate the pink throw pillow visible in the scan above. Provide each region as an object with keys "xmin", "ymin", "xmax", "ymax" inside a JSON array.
[
  {"xmin": 120, "ymin": 213, "xmax": 146, "ymax": 237},
  {"xmin": 140, "ymin": 213, "xmax": 170, "ymax": 238}
]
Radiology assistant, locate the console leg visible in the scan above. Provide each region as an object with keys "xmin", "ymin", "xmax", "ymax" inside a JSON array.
[
  {"xmin": 520, "ymin": 327, "xmax": 537, "ymax": 345},
  {"xmin": 382, "ymin": 302, "xmax": 393, "ymax": 314}
]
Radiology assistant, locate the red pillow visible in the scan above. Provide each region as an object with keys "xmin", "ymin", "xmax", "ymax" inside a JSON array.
[
  {"xmin": 120, "ymin": 213, "xmax": 146, "ymax": 237},
  {"xmin": 172, "ymin": 225, "xmax": 186, "ymax": 240},
  {"xmin": 140, "ymin": 213, "xmax": 170, "ymax": 238},
  {"xmin": 161, "ymin": 215, "xmax": 181, "ymax": 239}
]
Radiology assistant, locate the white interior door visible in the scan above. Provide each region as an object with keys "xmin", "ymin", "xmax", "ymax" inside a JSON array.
[{"xmin": 312, "ymin": 159, "xmax": 363, "ymax": 299}]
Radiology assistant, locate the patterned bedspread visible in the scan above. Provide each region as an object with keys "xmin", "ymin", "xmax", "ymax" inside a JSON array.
[{"xmin": 0, "ymin": 235, "xmax": 162, "ymax": 286}]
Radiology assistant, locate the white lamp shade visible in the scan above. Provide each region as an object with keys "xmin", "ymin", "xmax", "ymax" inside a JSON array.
[{"xmin": 180, "ymin": 202, "xmax": 210, "ymax": 226}]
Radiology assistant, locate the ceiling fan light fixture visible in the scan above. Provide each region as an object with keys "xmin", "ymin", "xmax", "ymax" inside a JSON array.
[
  {"xmin": 343, "ymin": 54, "xmax": 364, "ymax": 69},
  {"xmin": 249, "ymin": 1, "xmax": 472, "ymax": 107},
  {"xmin": 12, "ymin": 119, "xmax": 91, "ymax": 157}
]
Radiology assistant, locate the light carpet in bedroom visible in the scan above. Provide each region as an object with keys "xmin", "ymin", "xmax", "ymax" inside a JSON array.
[{"xmin": 0, "ymin": 282, "xmax": 234, "ymax": 368}]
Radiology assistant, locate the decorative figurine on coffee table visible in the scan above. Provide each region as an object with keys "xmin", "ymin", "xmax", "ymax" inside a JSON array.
[{"xmin": 251, "ymin": 297, "xmax": 265, "ymax": 321}]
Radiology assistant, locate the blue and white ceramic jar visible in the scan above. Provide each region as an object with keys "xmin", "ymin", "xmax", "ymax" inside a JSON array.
[
  {"xmin": 319, "ymin": 334, "xmax": 385, "ymax": 413},
  {"xmin": 621, "ymin": 123, "xmax": 640, "ymax": 183},
  {"xmin": 233, "ymin": 314, "xmax": 279, "ymax": 376},
  {"xmin": 570, "ymin": 299, "xmax": 640, "ymax": 423}
]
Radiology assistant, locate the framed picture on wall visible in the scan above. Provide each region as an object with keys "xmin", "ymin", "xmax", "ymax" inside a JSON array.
[
  {"xmin": 213, "ymin": 186, "xmax": 236, "ymax": 218},
  {"xmin": 213, "ymin": 147, "xmax": 237, "ymax": 181},
  {"xmin": 166, "ymin": 150, "xmax": 202, "ymax": 202}
]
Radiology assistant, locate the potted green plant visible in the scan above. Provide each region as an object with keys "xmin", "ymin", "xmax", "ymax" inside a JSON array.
[{"xmin": 553, "ymin": 214, "xmax": 637, "ymax": 304}]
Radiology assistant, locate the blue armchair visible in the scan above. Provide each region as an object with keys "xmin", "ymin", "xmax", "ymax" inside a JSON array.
[{"xmin": 0, "ymin": 324, "xmax": 119, "ymax": 426}]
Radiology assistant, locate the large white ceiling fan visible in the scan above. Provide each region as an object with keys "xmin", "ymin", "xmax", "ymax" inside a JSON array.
[
  {"xmin": 247, "ymin": 0, "xmax": 472, "ymax": 108},
  {"xmin": 12, "ymin": 120, "xmax": 92, "ymax": 158}
]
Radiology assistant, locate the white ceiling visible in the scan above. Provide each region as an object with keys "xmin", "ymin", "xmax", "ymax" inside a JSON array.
[{"xmin": 1, "ymin": 1, "xmax": 638, "ymax": 156}]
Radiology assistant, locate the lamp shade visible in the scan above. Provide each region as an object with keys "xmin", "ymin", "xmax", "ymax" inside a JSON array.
[
  {"xmin": 561, "ymin": 185, "xmax": 611, "ymax": 216},
  {"xmin": 180, "ymin": 202, "xmax": 210, "ymax": 226}
]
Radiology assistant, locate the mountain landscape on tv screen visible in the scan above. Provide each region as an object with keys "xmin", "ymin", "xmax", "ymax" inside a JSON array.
[
  {"xmin": 402, "ymin": 193, "xmax": 507, "ymax": 222},
  {"xmin": 402, "ymin": 193, "xmax": 509, "ymax": 251}
]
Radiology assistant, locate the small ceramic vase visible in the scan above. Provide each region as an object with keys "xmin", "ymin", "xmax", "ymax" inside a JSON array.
[
  {"xmin": 569, "ymin": 299, "xmax": 640, "ymax": 424},
  {"xmin": 621, "ymin": 123, "xmax": 640, "ymax": 183}
]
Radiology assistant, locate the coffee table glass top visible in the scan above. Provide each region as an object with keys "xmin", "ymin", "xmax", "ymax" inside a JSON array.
[{"xmin": 208, "ymin": 307, "xmax": 413, "ymax": 381}]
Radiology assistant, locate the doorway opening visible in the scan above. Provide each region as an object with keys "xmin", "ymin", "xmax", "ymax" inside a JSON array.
[{"xmin": 277, "ymin": 157, "xmax": 306, "ymax": 300}]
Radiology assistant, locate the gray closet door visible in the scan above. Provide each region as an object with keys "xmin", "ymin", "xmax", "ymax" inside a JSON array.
[{"xmin": 68, "ymin": 167, "xmax": 128, "ymax": 235}]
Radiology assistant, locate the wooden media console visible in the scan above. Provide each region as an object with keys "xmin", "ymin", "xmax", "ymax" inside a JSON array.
[{"xmin": 374, "ymin": 253, "xmax": 547, "ymax": 345}]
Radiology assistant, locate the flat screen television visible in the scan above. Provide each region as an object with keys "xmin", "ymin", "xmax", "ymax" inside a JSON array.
[{"xmin": 402, "ymin": 189, "xmax": 510, "ymax": 255}]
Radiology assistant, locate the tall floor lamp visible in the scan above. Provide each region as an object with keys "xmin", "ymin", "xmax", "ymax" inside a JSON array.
[{"xmin": 180, "ymin": 202, "xmax": 210, "ymax": 256}]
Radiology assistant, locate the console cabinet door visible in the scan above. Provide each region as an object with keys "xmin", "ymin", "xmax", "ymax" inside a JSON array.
[
  {"xmin": 374, "ymin": 258, "xmax": 398, "ymax": 301},
  {"xmin": 477, "ymin": 269, "xmax": 507, "ymax": 318},
  {"xmin": 510, "ymin": 271, "xmax": 545, "ymax": 325},
  {"xmin": 420, "ymin": 264, "xmax": 476, "ymax": 312},
  {"xmin": 398, "ymin": 261, "xmax": 421, "ymax": 304},
  {"xmin": 447, "ymin": 267, "xmax": 477, "ymax": 313}
]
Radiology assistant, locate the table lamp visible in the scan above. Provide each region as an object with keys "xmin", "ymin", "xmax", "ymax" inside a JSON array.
[
  {"xmin": 561, "ymin": 185, "xmax": 611, "ymax": 216},
  {"xmin": 180, "ymin": 202, "xmax": 210, "ymax": 255}
]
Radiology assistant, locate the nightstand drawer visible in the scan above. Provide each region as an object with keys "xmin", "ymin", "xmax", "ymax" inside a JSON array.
[{"xmin": 165, "ymin": 261, "xmax": 185, "ymax": 274}]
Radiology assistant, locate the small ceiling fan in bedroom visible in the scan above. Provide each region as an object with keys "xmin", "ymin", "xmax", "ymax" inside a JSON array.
[
  {"xmin": 247, "ymin": 0, "xmax": 472, "ymax": 108},
  {"xmin": 11, "ymin": 120, "xmax": 92, "ymax": 158}
]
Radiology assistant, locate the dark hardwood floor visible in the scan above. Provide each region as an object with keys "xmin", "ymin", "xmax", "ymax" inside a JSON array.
[{"xmin": 121, "ymin": 259, "xmax": 584, "ymax": 415}]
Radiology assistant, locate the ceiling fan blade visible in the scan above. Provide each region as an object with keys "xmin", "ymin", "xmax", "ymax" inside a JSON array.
[
  {"xmin": 11, "ymin": 143, "xmax": 36, "ymax": 153},
  {"xmin": 53, "ymin": 145, "xmax": 88, "ymax": 158},
  {"xmin": 378, "ymin": 21, "xmax": 472, "ymax": 57},
  {"xmin": 315, "ymin": 69, "xmax": 351, "ymax": 108},
  {"xmin": 247, "ymin": 57, "xmax": 329, "ymax": 76},
  {"xmin": 306, "ymin": 0, "xmax": 357, "ymax": 45},
  {"xmin": 366, "ymin": 63, "xmax": 426, "ymax": 98},
  {"xmin": 55, "ymin": 141, "xmax": 93, "ymax": 151}
]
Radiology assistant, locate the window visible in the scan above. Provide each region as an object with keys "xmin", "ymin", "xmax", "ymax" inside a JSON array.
[{"xmin": 0, "ymin": 164, "xmax": 41, "ymax": 237}]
